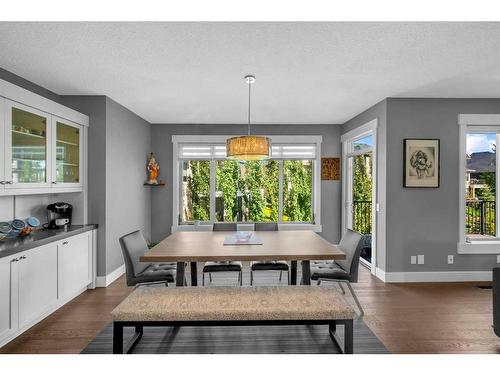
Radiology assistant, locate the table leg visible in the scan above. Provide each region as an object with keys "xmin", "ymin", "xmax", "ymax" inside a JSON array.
[
  {"xmin": 176, "ymin": 262, "xmax": 185, "ymax": 287},
  {"xmin": 290, "ymin": 261, "xmax": 297, "ymax": 285},
  {"xmin": 302, "ymin": 260, "xmax": 311, "ymax": 285},
  {"xmin": 190, "ymin": 262, "xmax": 198, "ymax": 286}
]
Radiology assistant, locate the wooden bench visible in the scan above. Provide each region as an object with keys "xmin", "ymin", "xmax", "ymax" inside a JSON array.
[{"xmin": 111, "ymin": 285, "xmax": 355, "ymax": 354}]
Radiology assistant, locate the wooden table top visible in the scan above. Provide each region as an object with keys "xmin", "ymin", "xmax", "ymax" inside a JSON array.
[{"xmin": 141, "ymin": 230, "xmax": 345, "ymax": 262}]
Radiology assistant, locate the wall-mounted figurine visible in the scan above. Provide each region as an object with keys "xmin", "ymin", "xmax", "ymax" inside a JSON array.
[{"xmin": 146, "ymin": 152, "xmax": 161, "ymax": 185}]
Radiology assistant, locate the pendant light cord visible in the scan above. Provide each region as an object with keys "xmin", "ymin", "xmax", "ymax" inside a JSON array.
[{"xmin": 247, "ymin": 80, "xmax": 251, "ymax": 135}]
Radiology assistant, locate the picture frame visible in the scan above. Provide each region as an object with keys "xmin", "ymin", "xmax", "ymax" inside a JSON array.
[
  {"xmin": 321, "ymin": 157, "xmax": 340, "ymax": 180},
  {"xmin": 403, "ymin": 138, "xmax": 440, "ymax": 188}
]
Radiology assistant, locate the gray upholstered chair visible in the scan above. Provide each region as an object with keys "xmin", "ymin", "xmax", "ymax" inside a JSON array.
[
  {"xmin": 119, "ymin": 230, "xmax": 176, "ymax": 287},
  {"xmin": 311, "ymin": 229, "xmax": 364, "ymax": 316},
  {"xmin": 202, "ymin": 222, "xmax": 243, "ymax": 286},
  {"xmin": 250, "ymin": 222, "xmax": 289, "ymax": 285}
]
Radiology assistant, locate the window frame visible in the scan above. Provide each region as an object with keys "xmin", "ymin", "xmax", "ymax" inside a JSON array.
[
  {"xmin": 172, "ymin": 135, "xmax": 322, "ymax": 233},
  {"xmin": 458, "ymin": 114, "xmax": 500, "ymax": 254}
]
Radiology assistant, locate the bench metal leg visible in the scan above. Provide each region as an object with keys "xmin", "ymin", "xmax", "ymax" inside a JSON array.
[
  {"xmin": 113, "ymin": 323, "xmax": 144, "ymax": 354},
  {"xmin": 344, "ymin": 320, "xmax": 353, "ymax": 354},
  {"xmin": 113, "ymin": 322, "xmax": 124, "ymax": 354},
  {"xmin": 329, "ymin": 320, "xmax": 353, "ymax": 354}
]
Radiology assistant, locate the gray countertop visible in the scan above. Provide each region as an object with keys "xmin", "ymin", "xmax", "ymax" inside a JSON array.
[{"xmin": 0, "ymin": 224, "xmax": 97, "ymax": 259}]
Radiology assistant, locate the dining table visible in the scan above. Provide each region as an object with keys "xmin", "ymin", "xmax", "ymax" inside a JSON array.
[{"xmin": 140, "ymin": 230, "xmax": 346, "ymax": 286}]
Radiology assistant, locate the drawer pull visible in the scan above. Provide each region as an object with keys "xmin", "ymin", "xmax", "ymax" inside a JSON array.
[
  {"xmin": 11, "ymin": 257, "xmax": 19, "ymax": 262},
  {"xmin": 19, "ymin": 255, "xmax": 26, "ymax": 260},
  {"xmin": 62, "ymin": 241, "xmax": 69, "ymax": 245}
]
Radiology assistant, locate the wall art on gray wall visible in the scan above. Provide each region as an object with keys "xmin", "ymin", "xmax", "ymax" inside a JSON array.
[{"xmin": 403, "ymin": 138, "xmax": 440, "ymax": 188}]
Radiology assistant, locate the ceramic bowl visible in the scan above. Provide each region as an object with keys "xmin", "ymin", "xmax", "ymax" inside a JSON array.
[{"xmin": 11, "ymin": 219, "xmax": 26, "ymax": 231}]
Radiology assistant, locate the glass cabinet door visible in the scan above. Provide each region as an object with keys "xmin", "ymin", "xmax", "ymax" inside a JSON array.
[
  {"xmin": 54, "ymin": 120, "xmax": 80, "ymax": 184},
  {"xmin": 6, "ymin": 103, "xmax": 50, "ymax": 186}
]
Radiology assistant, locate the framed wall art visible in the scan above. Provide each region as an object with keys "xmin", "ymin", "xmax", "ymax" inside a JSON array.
[
  {"xmin": 403, "ymin": 138, "xmax": 440, "ymax": 188},
  {"xmin": 321, "ymin": 157, "xmax": 340, "ymax": 180}
]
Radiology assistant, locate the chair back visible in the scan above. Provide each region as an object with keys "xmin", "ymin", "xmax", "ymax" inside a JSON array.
[
  {"xmin": 213, "ymin": 222, "xmax": 237, "ymax": 231},
  {"xmin": 254, "ymin": 222, "xmax": 278, "ymax": 231},
  {"xmin": 119, "ymin": 230, "xmax": 151, "ymax": 283},
  {"xmin": 335, "ymin": 229, "xmax": 364, "ymax": 282}
]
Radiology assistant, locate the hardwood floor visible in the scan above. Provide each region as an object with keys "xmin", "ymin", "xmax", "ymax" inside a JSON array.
[{"xmin": 1, "ymin": 264, "xmax": 499, "ymax": 354}]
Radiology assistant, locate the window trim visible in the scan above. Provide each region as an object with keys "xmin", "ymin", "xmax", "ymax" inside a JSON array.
[
  {"xmin": 172, "ymin": 135, "xmax": 322, "ymax": 233},
  {"xmin": 458, "ymin": 114, "xmax": 500, "ymax": 254}
]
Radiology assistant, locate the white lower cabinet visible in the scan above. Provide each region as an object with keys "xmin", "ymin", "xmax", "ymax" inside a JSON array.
[
  {"xmin": 18, "ymin": 243, "xmax": 58, "ymax": 329},
  {"xmin": 0, "ymin": 254, "xmax": 19, "ymax": 344},
  {"xmin": 0, "ymin": 229, "xmax": 95, "ymax": 347},
  {"xmin": 59, "ymin": 232, "xmax": 91, "ymax": 300}
]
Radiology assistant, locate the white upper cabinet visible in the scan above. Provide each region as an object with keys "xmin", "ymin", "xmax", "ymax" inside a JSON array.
[
  {"xmin": 51, "ymin": 116, "xmax": 83, "ymax": 188},
  {"xmin": 0, "ymin": 79, "xmax": 88, "ymax": 195},
  {"xmin": 3, "ymin": 100, "xmax": 52, "ymax": 189}
]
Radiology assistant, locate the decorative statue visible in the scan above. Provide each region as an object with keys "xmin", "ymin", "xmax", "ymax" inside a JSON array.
[{"xmin": 147, "ymin": 152, "xmax": 160, "ymax": 184}]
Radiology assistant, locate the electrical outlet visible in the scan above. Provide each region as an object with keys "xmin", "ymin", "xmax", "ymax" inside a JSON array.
[
  {"xmin": 417, "ymin": 255, "xmax": 425, "ymax": 265},
  {"xmin": 448, "ymin": 255, "xmax": 454, "ymax": 264},
  {"xmin": 497, "ymin": 255, "xmax": 500, "ymax": 264},
  {"xmin": 411, "ymin": 255, "xmax": 417, "ymax": 265}
]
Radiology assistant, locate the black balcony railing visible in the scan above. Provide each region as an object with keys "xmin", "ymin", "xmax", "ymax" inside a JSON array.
[
  {"xmin": 466, "ymin": 200, "xmax": 496, "ymax": 236},
  {"xmin": 353, "ymin": 200, "xmax": 372, "ymax": 234}
]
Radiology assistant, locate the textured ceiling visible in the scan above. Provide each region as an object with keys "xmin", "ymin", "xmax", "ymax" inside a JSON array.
[{"xmin": 0, "ymin": 22, "xmax": 500, "ymax": 124}]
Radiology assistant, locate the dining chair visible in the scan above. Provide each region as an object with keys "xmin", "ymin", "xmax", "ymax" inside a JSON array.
[
  {"xmin": 119, "ymin": 230, "xmax": 177, "ymax": 287},
  {"xmin": 310, "ymin": 229, "xmax": 365, "ymax": 316},
  {"xmin": 250, "ymin": 222, "xmax": 289, "ymax": 285},
  {"xmin": 202, "ymin": 222, "xmax": 243, "ymax": 286}
]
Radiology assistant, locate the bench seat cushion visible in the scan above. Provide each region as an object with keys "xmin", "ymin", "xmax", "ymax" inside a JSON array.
[{"xmin": 111, "ymin": 286, "xmax": 354, "ymax": 322}]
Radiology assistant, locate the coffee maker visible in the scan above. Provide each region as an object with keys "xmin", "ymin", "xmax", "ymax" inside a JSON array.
[{"xmin": 47, "ymin": 202, "xmax": 73, "ymax": 229}]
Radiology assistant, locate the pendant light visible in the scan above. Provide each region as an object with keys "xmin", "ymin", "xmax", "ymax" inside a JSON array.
[{"xmin": 226, "ymin": 75, "xmax": 271, "ymax": 160}]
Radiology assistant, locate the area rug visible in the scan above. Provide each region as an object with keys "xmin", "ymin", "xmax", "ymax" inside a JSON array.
[{"xmin": 82, "ymin": 319, "xmax": 388, "ymax": 354}]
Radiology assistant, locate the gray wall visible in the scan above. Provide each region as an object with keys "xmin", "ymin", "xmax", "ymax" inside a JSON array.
[
  {"xmin": 61, "ymin": 96, "xmax": 152, "ymax": 276},
  {"xmin": 342, "ymin": 100, "xmax": 387, "ymax": 270},
  {"xmin": 105, "ymin": 98, "xmax": 151, "ymax": 274},
  {"xmin": 150, "ymin": 124, "xmax": 342, "ymax": 244},
  {"xmin": 385, "ymin": 98, "xmax": 500, "ymax": 272},
  {"xmin": 60, "ymin": 96, "xmax": 108, "ymax": 276}
]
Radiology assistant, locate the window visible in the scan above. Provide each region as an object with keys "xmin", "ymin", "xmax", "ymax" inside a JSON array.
[
  {"xmin": 465, "ymin": 132, "xmax": 497, "ymax": 239},
  {"xmin": 458, "ymin": 114, "xmax": 500, "ymax": 254},
  {"xmin": 182, "ymin": 160, "xmax": 210, "ymax": 222},
  {"xmin": 215, "ymin": 159, "xmax": 279, "ymax": 222},
  {"xmin": 282, "ymin": 160, "xmax": 313, "ymax": 222},
  {"xmin": 174, "ymin": 136, "xmax": 321, "ymax": 229}
]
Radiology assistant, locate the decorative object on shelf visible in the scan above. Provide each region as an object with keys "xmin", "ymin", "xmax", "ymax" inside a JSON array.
[
  {"xmin": 145, "ymin": 152, "xmax": 164, "ymax": 185},
  {"xmin": 226, "ymin": 75, "xmax": 271, "ymax": 161},
  {"xmin": 403, "ymin": 138, "xmax": 440, "ymax": 188},
  {"xmin": 321, "ymin": 157, "xmax": 340, "ymax": 180}
]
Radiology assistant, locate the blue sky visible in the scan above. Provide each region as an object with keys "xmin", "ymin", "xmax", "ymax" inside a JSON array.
[
  {"xmin": 467, "ymin": 133, "xmax": 496, "ymax": 154},
  {"xmin": 354, "ymin": 135, "xmax": 373, "ymax": 147}
]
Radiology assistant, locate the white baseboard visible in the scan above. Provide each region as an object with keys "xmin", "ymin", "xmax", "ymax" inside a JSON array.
[
  {"xmin": 375, "ymin": 267, "xmax": 386, "ymax": 282},
  {"xmin": 379, "ymin": 270, "xmax": 492, "ymax": 283},
  {"xmin": 96, "ymin": 264, "xmax": 125, "ymax": 287}
]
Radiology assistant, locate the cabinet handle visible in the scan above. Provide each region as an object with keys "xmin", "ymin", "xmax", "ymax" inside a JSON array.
[
  {"xmin": 0, "ymin": 181, "xmax": 5, "ymax": 185},
  {"xmin": 52, "ymin": 181, "xmax": 58, "ymax": 184},
  {"xmin": 11, "ymin": 258, "xmax": 19, "ymax": 262},
  {"xmin": 19, "ymin": 255, "xmax": 26, "ymax": 260},
  {"xmin": 62, "ymin": 241, "xmax": 69, "ymax": 245},
  {"xmin": 5, "ymin": 180, "xmax": 14, "ymax": 184}
]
